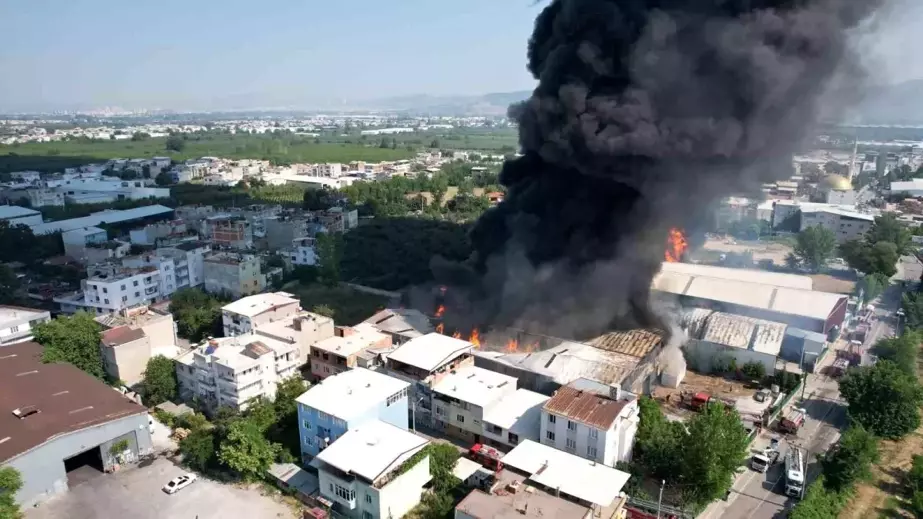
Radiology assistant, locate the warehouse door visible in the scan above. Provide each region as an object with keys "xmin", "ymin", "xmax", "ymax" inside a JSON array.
[{"xmin": 64, "ymin": 446, "xmax": 104, "ymax": 488}]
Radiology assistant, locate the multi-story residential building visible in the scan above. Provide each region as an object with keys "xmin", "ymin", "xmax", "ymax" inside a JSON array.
[
  {"xmin": 81, "ymin": 264, "xmax": 162, "ymax": 315},
  {"xmin": 312, "ymin": 163, "xmax": 343, "ymax": 178},
  {"xmin": 203, "ymin": 252, "xmax": 265, "ymax": 298},
  {"xmin": 221, "ymin": 291, "xmax": 302, "ymax": 336},
  {"xmin": 158, "ymin": 241, "xmax": 211, "ymax": 289},
  {"xmin": 264, "ymin": 215, "xmax": 314, "ymax": 250},
  {"xmin": 97, "ymin": 305, "xmax": 179, "ymax": 386},
  {"xmin": 361, "ymin": 308, "xmax": 434, "ymax": 345},
  {"xmin": 539, "ymin": 382, "xmax": 640, "ymax": 467},
  {"xmin": 430, "ymin": 366, "xmax": 517, "ymax": 444},
  {"xmin": 122, "ymin": 253, "xmax": 178, "ymax": 299},
  {"xmin": 288, "ymin": 237, "xmax": 318, "ymax": 267},
  {"xmin": 128, "ymin": 220, "xmax": 189, "ymax": 246},
  {"xmin": 383, "ymin": 333, "xmax": 475, "ymax": 430},
  {"xmin": 0, "ymin": 205, "xmax": 44, "ymax": 226},
  {"xmin": 61, "ymin": 226, "xmax": 117, "ymax": 264},
  {"xmin": 32, "ymin": 178, "xmax": 170, "ymax": 205},
  {"xmin": 253, "ymin": 310, "xmax": 336, "ymax": 365},
  {"xmin": 317, "ymin": 207, "xmax": 359, "ymax": 233},
  {"xmin": 313, "ymin": 420, "xmax": 430, "ymax": 519},
  {"xmin": 296, "ymin": 367, "xmax": 410, "ymax": 461},
  {"xmin": 174, "ymin": 333, "xmax": 300, "ymax": 412},
  {"xmin": 481, "ymin": 388, "xmax": 550, "ymax": 452},
  {"xmin": 201, "ymin": 215, "xmax": 253, "ymax": 249},
  {"xmin": 309, "ymin": 324, "xmax": 392, "ymax": 382},
  {"xmin": 0, "ymin": 305, "xmax": 51, "ymax": 346}
]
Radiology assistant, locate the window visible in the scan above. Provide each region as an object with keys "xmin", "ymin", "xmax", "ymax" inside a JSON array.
[
  {"xmin": 122, "ymin": 296, "xmax": 128, "ymax": 302},
  {"xmin": 104, "ymin": 299, "xmax": 110, "ymax": 304},
  {"xmin": 486, "ymin": 423, "xmax": 502, "ymax": 435},
  {"xmin": 362, "ymin": 512, "xmax": 373, "ymax": 519},
  {"xmin": 508, "ymin": 432, "xmax": 519, "ymax": 445},
  {"xmin": 587, "ymin": 446, "xmax": 598, "ymax": 458},
  {"xmin": 435, "ymin": 406, "xmax": 445, "ymax": 416},
  {"xmin": 135, "ymin": 292, "xmax": 140, "ymax": 297},
  {"xmin": 133, "ymin": 280, "xmax": 139, "ymax": 287},
  {"xmin": 332, "ymin": 482, "xmax": 354, "ymax": 501},
  {"xmin": 567, "ymin": 420, "xmax": 577, "ymax": 431},
  {"xmin": 456, "ymin": 414, "xmax": 465, "ymax": 423},
  {"xmin": 566, "ymin": 438, "xmax": 576, "ymax": 451},
  {"xmin": 365, "ymin": 495, "xmax": 373, "ymax": 504},
  {"xmin": 303, "ymin": 420, "xmax": 312, "ymax": 431},
  {"xmin": 120, "ymin": 284, "xmax": 126, "ymax": 291},
  {"xmin": 103, "ymin": 287, "xmax": 108, "ymax": 294},
  {"xmin": 317, "ymin": 411, "xmax": 330, "ymax": 421},
  {"xmin": 589, "ymin": 428, "xmax": 599, "ymax": 439},
  {"xmin": 304, "ymin": 436, "xmax": 314, "ymax": 447},
  {"xmin": 546, "ymin": 431, "xmax": 555, "ymax": 441},
  {"xmin": 548, "ymin": 414, "xmax": 556, "ymax": 424},
  {"xmin": 9, "ymin": 326, "xmax": 18, "ymax": 333}
]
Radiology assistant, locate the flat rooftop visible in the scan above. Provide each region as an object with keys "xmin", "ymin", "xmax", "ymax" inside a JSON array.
[
  {"xmin": 0, "ymin": 306, "xmax": 48, "ymax": 324},
  {"xmin": 0, "ymin": 342, "xmax": 147, "ymax": 463},
  {"xmin": 296, "ymin": 368, "xmax": 409, "ymax": 421},
  {"xmin": 195, "ymin": 334, "xmax": 296, "ymax": 370},
  {"xmin": 386, "ymin": 332, "xmax": 473, "ymax": 372},
  {"xmin": 455, "ymin": 469, "xmax": 591, "ymax": 519},
  {"xmin": 313, "ymin": 420, "xmax": 428, "ymax": 485},
  {"xmin": 0, "ymin": 205, "xmax": 40, "ymax": 219},
  {"xmin": 432, "ymin": 366, "xmax": 517, "ymax": 408},
  {"xmin": 222, "ymin": 292, "xmax": 300, "ymax": 318},
  {"xmin": 482, "ymin": 388, "xmax": 549, "ymax": 435},
  {"xmin": 311, "ymin": 328, "xmax": 388, "ymax": 358}
]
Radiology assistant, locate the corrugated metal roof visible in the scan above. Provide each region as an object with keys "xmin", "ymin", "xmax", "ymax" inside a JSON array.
[
  {"xmin": 660, "ymin": 262, "xmax": 813, "ymax": 290},
  {"xmin": 697, "ymin": 312, "xmax": 787, "ymax": 355},
  {"xmin": 589, "ymin": 329, "xmax": 663, "ymax": 358},
  {"xmin": 543, "ymin": 386, "xmax": 628, "ymax": 429},
  {"xmin": 31, "ymin": 205, "xmax": 174, "ymax": 235},
  {"xmin": 243, "ymin": 341, "xmax": 272, "ymax": 358}
]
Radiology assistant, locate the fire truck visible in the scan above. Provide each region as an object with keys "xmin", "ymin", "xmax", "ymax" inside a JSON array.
[{"xmin": 468, "ymin": 444, "xmax": 504, "ymax": 472}]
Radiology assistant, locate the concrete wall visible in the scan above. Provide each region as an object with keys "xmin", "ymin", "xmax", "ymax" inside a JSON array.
[
  {"xmin": 371, "ymin": 455, "xmax": 430, "ymax": 519},
  {"xmin": 142, "ymin": 316, "xmax": 176, "ymax": 349},
  {"xmin": 101, "ymin": 336, "xmax": 151, "ymax": 387},
  {"xmin": 8, "ymin": 413, "xmax": 152, "ymax": 507}
]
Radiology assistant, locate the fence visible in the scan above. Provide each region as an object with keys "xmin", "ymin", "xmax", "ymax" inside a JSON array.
[{"xmin": 626, "ymin": 496, "xmax": 696, "ymax": 519}]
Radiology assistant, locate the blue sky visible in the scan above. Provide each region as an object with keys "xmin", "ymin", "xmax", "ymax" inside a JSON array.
[{"xmin": 0, "ymin": 0, "xmax": 544, "ymax": 111}]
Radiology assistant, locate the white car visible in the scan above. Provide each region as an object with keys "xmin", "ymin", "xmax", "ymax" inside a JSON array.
[{"xmin": 162, "ymin": 473, "xmax": 197, "ymax": 494}]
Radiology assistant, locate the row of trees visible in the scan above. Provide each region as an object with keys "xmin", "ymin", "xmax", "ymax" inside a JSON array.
[{"xmin": 631, "ymin": 398, "xmax": 749, "ymax": 508}]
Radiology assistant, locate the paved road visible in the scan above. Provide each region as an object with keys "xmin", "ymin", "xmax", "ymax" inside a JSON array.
[{"xmin": 700, "ymin": 354, "xmax": 847, "ymax": 519}]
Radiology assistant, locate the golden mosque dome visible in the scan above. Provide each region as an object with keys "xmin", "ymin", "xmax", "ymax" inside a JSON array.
[{"xmin": 822, "ymin": 174, "xmax": 852, "ymax": 191}]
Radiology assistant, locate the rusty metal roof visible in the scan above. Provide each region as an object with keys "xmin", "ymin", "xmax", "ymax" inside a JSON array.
[
  {"xmin": 542, "ymin": 386, "xmax": 628, "ymax": 430},
  {"xmin": 243, "ymin": 341, "xmax": 273, "ymax": 358},
  {"xmin": 100, "ymin": 325, "xmax": 146, "ymax": 347},
  {"xmin": 589, "ymin": 329, "xmax": 663, "ymax": 358},
  {"xmin": 698, "ymin": 312, "xmax": 786, "ymax": 355}
]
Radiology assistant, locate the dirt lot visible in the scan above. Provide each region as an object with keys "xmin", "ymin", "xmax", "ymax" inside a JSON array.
[
  {"xmin": 810, "ymin": 273, "xmax": 857, "ymax": 295},
  {"xmin": 652, "ymin": 371, "xmax": 762, "ymax": 420},
  {"xmin": 698, "ymin": 237, "xmax": 794, "ymax": 265}
]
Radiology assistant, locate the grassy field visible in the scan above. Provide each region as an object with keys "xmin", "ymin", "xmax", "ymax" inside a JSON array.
[
  {"xmin": 284, "ymin": 282, "xmax": 390, "ymax": 326},
  {"xmin": 0, "ymin": 133, "xmax": 416, "ymax": 172},
  {"xmin": 324, "ymin": 127, "xmax": 519, "ymax": 151}
]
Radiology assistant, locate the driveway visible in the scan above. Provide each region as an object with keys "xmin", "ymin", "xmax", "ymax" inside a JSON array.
[{"xmin": 25, "ymin": 457, "xmax": 297, "ymax": 519}]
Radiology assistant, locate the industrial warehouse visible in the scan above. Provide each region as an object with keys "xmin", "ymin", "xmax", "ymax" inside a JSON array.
[{"xmin": 0, "ymin": 342, "xmax": 153, "ymax": 508}]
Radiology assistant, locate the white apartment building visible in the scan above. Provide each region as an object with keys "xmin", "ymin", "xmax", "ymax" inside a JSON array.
[
  {"xmin": 801, "ymin": 207, "xmax": 875, "ymax": 242},
  {"xmin": 289, "ymin": 237, "xmax": 317, "ymax": 266},
  {"xmin": 174, "ymin": 333, "xmax": 301, "ymax": 412},
  {"xmin": 221, "ymin": 292, "xmax": 302, "ymax": 336},
  {"xmin": 431, "ymin": 366, "xmax": 518, "ymax": 444},
  {"xmin": 312, "ymin": 163, "xmax": 343, "ymax": 178},
  {"xmin": 482, "ymin": 388, "xmax": 550, "ymax": 451},
  {"xmin": 0, "ymin": 306, "xmax": 51, "ymax": 346},
  {"xmin": 122, "ymin": 253, "xmax": 178, "ymax": 299},
  {"xmin": 34, "ymin": 178, "xmax": 170, "ymax": 205},
  {"xmin": 539, "ymin": 384, "xmax": 640, "ymax": 467},
  {"xmin": 313, "ymin": 420, "xmax": 431, "ymax": 519},
  {"xmin": 82, "ymin": 264, "xmax": 162, "ymax": 315},
  {"xmin": 158, "ymin": 241, "xmax": 211, "ymax": 289},
  {"xmin": 97, "ymin": 305, "xmax": 179, "ymax": 386},
  {"xmin": 61, "ymin": 226, "xmax": 109, "ymax": 263}
]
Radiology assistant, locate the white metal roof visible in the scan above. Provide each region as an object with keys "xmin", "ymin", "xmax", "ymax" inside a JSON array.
[
  {"xmin": 659, "ymin": 262, "xmax": 813, "ymax": 290},
  {"xmin": 62, "ymin": 226, "xmax": 106, "ymax": 237},
  {"xmin": 386, "ymin": 333, "xmax": 473, "ymax": 372},
  {"xmin": 222, "ymin": 292, "xmax": 300, "ymax": 317},
  {"xmin": 314, "ymin": 420, "xmax": 428, "ymax": 483},
  {"xmin": 311, "ymin": 327, "xmax": 388, "ymax": 357},
  {"xmin": 500, "ymin": 440, "xmax": 630, "ymax": 507},
  {"xmin": 452, "ymin": 457, "xmax": 483, "ymax": 481},
  {"xmin": 431, "ymin": 366, "xmax": 517, "ymax": 409},
  {"xmin": 481, "ymin": 341, "xmax": 642, "ymax": 387},
  {"xmin": 697, "ymin": 312, "xmax": 787, "ymax": 356},
  {"xmin": 0, "ymin": 205, "xmax": 40, "ymax": 219},
  {"xmin": 30, "ymin": 204, "xmax": 173, "ymax": 234},
  {"xmin": 483, "ymin": 388, "xmax": 550, "ymax": 434},
  {"xmin": 296, "ymin": 368, "xmax": 409, "ymax": 421}
]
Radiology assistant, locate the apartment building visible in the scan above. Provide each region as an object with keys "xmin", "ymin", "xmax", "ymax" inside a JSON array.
[
  {"xmin": 296, "ymin": 368, "xmax": 410, "ymax": 460},
  {"xmin": 0, "ymin": 305, "xmax": 51, "ymax": 346},
  {"xmin": 201, "ymin": 216, "xmax": 253, "ymax": 249},
  {"xmin": 97, "ymin": 305, "xmax": 179, "ymax": 386},
  {"xmin": 481, "ymin": 388, "xmax": 550, "ymax": 452},
  {"xmin": 313, "ymin": 420, "xmax": 430, "ymax": 519},
  {"xmin": 26, "ymin": 189, "xmax": 65, "ymax": 207},
  {"xmin": 431, "ymin": 366, "xmax": 517, "ymax": 444},
  {"xmin": 288, "ymin": 237, "xmax": 318, "ymax": 266},
  {"xmin": 174, "ymin": 334, "xmax": 300, "ymax": 413},
  {"xmin": 82, "ymin": 264, "xmax": 162, "ymax": 314},
  {"xmin": 158, "ymin": 241, "xmax": 211, "ymax": 289},
  {"xmin": 539, "ymin": 383, "xmax": 640, "ymax": 467},
  {"xmin": 203, "ymin": 252, "xmax": 265, "ymax": 298},
  {"xmin": 317, "ymin": 207, "xmax": 359, "ymax": 233},
  {"xmin": 309, "ymin": 324, "xmax": 392, "ymax": 381},
  {"xmin": 33, "ymin": 178, "xmax": 170, "ymax": 205},
  {"xmin": 128, "ymin": 220, "xmax": 189, "ymax": 246},
  {"xmin": 255, "ymin": 311, "xmax": 336, "ymax": 365},
  {"xmin": 264, "ymin": 216, "xmax": 314, "ymax": 250},
  {"xmin": 221, "ymin": 291, "xmax": 302, "ymax": 336},
  {"xmin": 122, "ymin": 253, "xmax": 178, "ymax": 299},
  {"xmin": 61, "ymin": 226, "xmax": 134, "ymax": 265},
  {"xmin": 383, "ymin": 333, "xmax": 475, "ymax": 430}
]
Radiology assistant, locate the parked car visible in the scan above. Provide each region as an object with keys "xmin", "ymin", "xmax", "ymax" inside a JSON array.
[{"xmin": 162, "ymin": 473, "xmax": 197, "ymax": 494}]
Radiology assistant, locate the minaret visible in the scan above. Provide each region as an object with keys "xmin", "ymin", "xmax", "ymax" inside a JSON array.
[{"xmin": 848, "ymin": 136, "xmax": 859, "ymax": 180}]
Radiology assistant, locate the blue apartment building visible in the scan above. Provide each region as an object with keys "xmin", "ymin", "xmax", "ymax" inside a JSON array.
[{"xmin": 295, "ymin": 367, "xmax": 410, "ymax": 461}]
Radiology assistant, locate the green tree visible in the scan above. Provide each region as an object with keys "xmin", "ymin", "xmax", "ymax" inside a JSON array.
[
  {"xmin": 865, "ymin": 241, "xmax": 900, "ymax": 278},
  {"xmin": 867, "ymin": 213, "xmax": 912, "ymax": 255},
  {"xmin": 311, "ymin": 304, "xmax": 335, "ymax": 318},
  {"xmin": 794, "ymin": 225, "xmax": 837, "ymax": 272},
  {"xmin": 315, "ymin": 233, "xmax": 342, "ymax": 287},
  {"xmin": 908, "ymin": 455, "xmax": 923, "ymax": 493},
  {"xmin": 903, "ymin": 291, "xmax": 923, "ymax": 331},
  {"xmin": 155, "ymin": 171, "xmax": 172, "ymax": 186},
  {"xmin": 34, "ymin": 312, "xmax": 104, "ymax": 379},
  {"xmin": 141, "ymin": 164, "xmax": 151, "ymax": 178},
  {"xmin": 218, "ymin": 419, "xmax": 282, "ymax": 481},
  {"xmin": 784, "ymin": 252, "xmax": 801, "ymax": 270},
  {"xmin": 180, "ymin": 428, "xmax": 216, "ymax": 472},
  {"xmin": 267, "ymin": 376, "xmax": 307, "ymax": 459},
  {"xmin": 0, "ymin": 264, "xmax": 21, "ymax": 304},
  {"xmin": 856, "ymin": 272, "xmax": 890, "ymax": 304},
  {"xmin": 680, "ymin": 403, "xmax": 750, "ymax": 505},
  {"xmin": 169, "ymin": 288, "xmax": 225, "ymax": 342},
  {"xmin": 741, "ymin": 361, "xmax": 766, "ymax": 380},
  {"xmin": 839, "ymin": 360, "xmax": 923, "ymax": 439},
  {"xmin": 788, "ymin": 476, "xmax": 850, "ymax": 519},
  {"xmin": 141, "ymin": 355, "xmax": 178, "ymax": 406},
  {"xmin": 871, "ymin": 331, "xmax": 921, "ymax": 376},
  {"xmin": 0, "ymin": 466, "xmax": 23, "ymax": 519},
  {"xmin": 633, "ymin": 397, "xmax": 685, "ymax": 480},
  {"xmin": 165, "ymin": 135, "xmax": 186, "ymax": 152},
  {"xmin": 303, "ymin": 189, "xmax": 330, "ymax": 211},
  {"xmin": 820, "ymin": 425, "xmax": 879, "ymax": 492}
]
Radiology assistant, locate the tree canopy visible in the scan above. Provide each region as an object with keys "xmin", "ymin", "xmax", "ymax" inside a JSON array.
[
  {"xmin": 794, "ymin": 225, "xmax": 837, "ymax": 272},
  {"xmin": 34, "ymin": 312, "xmax": 104, "ymax": 379},
  {"xmin": 820, "ymin": 425, "xmax": 879, "ymax": 492},
  {"xmin": 141, "ymin": 355, "xmax": 178, "ymax": 406},
  {"xmin": 867, "ymin": 213, "xmax": 912, "ymax": 255},
  {"xmin": 871, "ymin": 330, "xmax": 921, "ymax": 377},
  {"xmin": 839, "ymin": 360, "xmax": 923, "ymax": 439},
  {"xmin": 0, "ymin": 466, "xmax": 23, "ymax": 519},
  {"xmin": 218, "ymin": 419, "xmax": 284, "ymax": 481},
  {"xmin": 169, "ymin": 288, "xmax": 225, "ymax": 342}
]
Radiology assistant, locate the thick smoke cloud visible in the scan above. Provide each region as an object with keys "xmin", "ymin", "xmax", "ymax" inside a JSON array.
[{"xmin": 433, "ymin": 0, "xmax": 884, "ymax": 341}]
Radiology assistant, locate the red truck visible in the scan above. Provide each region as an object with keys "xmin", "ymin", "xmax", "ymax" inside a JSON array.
[
  {"xmin": 779, "ymin": 407, "xmax": 807, "ymax": 435},
  {"xmin": 468, "ymin": 443, "xmax": 504, "ymax": 472}
]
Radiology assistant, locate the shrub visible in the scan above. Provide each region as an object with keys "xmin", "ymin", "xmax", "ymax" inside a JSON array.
[{"xmin": 741, "ymin": 361, "xmax": 766, "ymax": 381}]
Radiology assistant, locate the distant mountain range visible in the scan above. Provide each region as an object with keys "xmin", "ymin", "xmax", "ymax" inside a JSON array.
[{"xmin": 358, "ymin": 90, "xmax": 531, "ymax": 116}]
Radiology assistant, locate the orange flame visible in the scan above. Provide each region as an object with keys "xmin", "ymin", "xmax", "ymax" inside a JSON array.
[
  {"xmin": 435, "ymin": 305, "xmax": 445, "ymax": 318},
  {"xmin": 436, "ymin": 323, "xmax": 445, "ymax": 334},
  {"xmin": 452, "ymin": 331, "xmax": 462, "ymax": 339},
  {"xmin": 506, "ymin": 338, "xmax": 519, "ymax": 353},
  {"xmin": 469, "ymin": 329, "xmax": 481, "ymax": 348},
  {"xmin": 665, "ymin": 228, "xmax": 688, "ymax": 263}
]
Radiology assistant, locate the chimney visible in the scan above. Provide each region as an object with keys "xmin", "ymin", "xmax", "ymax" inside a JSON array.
[
  {"xmin": 336, "ymin": 326, "xmax": 355, "ymax": 338},
  {"xmin": 293, "ymin": 318, "xmax": 303, "ymax": 331}
]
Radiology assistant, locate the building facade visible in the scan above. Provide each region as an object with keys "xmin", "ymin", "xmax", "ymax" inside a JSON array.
[
  {"xmin": 203, "ymin": 252, "xmax": 265, "ymax": 298},
  {"xmin": 221, "ymin": 292, "xmax": 301, "ymax": 337},
  {"xmin": 0, "ymin": 306, "xmax": 51, "ymax": 346},
  {"xmin": 431, "ymin": 366, "xmax": 518, "ymax": 444}
]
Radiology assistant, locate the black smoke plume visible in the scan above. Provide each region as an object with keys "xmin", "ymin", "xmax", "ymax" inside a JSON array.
[{"xmin": 433, "ymin": 0, "xmax": 884, "ymax": 341}]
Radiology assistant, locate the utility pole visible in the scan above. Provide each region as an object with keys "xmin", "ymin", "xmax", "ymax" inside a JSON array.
[{"xmin": 656, "ymin": 479, "xmax": 665, "ymax": 519}]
